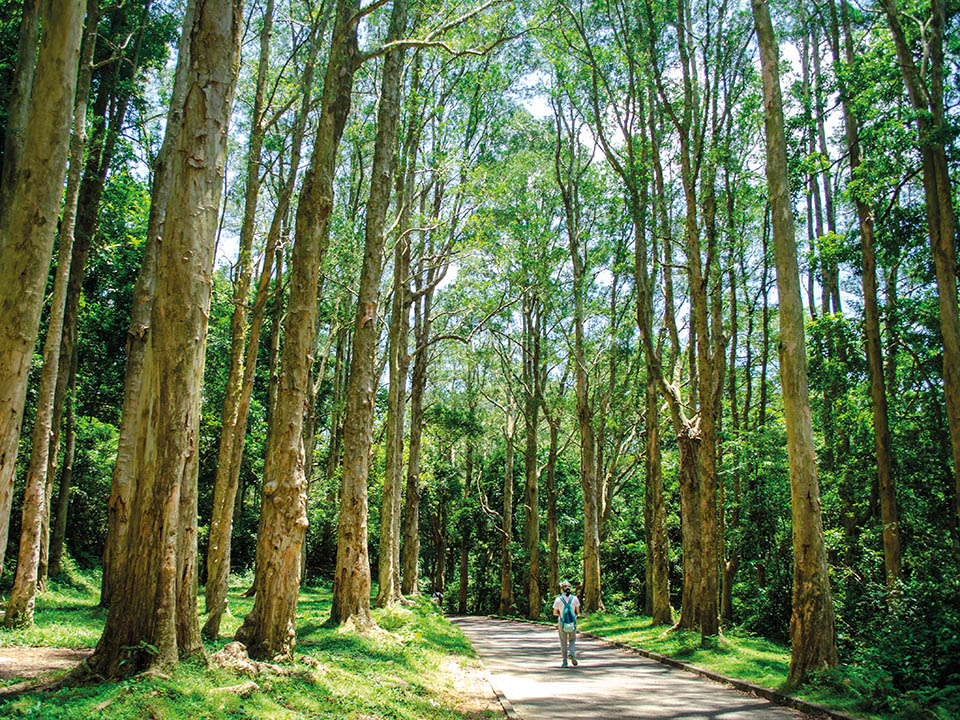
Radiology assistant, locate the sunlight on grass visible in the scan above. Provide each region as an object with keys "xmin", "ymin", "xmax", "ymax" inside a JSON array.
[{"xmin": 0, "ymin": 573, "xmax": 500, "ymax": 720}]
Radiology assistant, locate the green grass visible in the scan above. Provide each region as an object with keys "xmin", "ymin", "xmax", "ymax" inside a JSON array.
[{"xmin": 0, "ymin": 571, "xmax": 502, "ymax": 720}]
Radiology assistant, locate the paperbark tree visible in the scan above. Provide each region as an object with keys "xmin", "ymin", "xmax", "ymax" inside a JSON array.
[
  {"xmin": 331, "ymin": 0, "xmax": 408, "ymax": 628},
  {"xmin": 101, "ymin": 0, "xmax": 196, "ymax": 608},
  {"xmin": 0, "ymin": 0, "xmax": 84, "ymax": 579},
  {"xmin": 752, "ymin": 0, "xmax": 838, "ymax": 683},
  {"xmin": 377, "ymin": 54, "xmax": 422, "ymax": 607},
  {"xmin": 521, "ymin": 289, "xmax": 542, "ymax": 619},
  {"xmin": 203, "ymin": 0, "xmax": 281, "ymax": 636},
  {"xmin": 553, "ymin": 96, "xmax": 602, "ymax": 613},
  {"xmin": 498, "ymin": 404, "xmax": 518, "ymax": 615},
  {"xmin": 4, "ymin": 0, "xmax": 98, "ymax": 626},
  {"xmin": 85, "ymin": 0, "xmax": 242, "ymax": 676},
  {"xmin": 237, "ymin": 0, "xmax": 360, "ymax": 654}
]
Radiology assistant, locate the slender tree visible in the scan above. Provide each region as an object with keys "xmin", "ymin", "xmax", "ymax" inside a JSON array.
[
  {"xmin": 752, "ymin": 0, "xmax": 838, "ymax": 683},
  {"xmin": 0, "ymin": 0, "xmax": 85, "ymax": 578}
]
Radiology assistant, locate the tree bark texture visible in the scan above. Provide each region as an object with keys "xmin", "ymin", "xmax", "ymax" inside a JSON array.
[
  {"xmin": 101, "ymin": 0, "xmax": 196, "ymax": 608},
  {"xmin": 752, "ymin": 0, "xmax": 838, "ymax": 683},
  {"xmin": 203, "ymin": 0, "xmax": 276, "ymax": 636},
  {"xmin": 86, "ymin": 0, "xmax": 242, "ymax": 676},
  {"xmin": 0, "ymin": 0, "xmax": 84, "ymax": 580},
  {"xmin": 238, "ymin": 0, "xmax": 359, "ymax": 653},
  {"xmin": 498, "ymin": 410, "xmax": 517, "ymax": 615},
  {"xmin": 48, "ymin": 349, "xmax": 78, "ymax": 578},
  {"xmin": 331, "ymin": 0, "xmax": 407, "ymax": 628},
  {"xmin": 4, "ymin": 0, "xmax": 98, "ymax": 626}
]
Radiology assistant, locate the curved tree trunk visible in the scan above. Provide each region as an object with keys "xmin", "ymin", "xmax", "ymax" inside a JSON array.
[
  {"xmin": 752, "ymin": 0, "xmax": 838, "ymax": 683},
  {"xmin": 0, "ymin": 0, "xmax": 84, "ymax": 581},
  {"xmin": 86, "ymin": 0, "xmax": 242, "ymax": 676}
]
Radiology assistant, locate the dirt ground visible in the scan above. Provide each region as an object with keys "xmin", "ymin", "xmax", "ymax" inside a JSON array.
[
  {"xmin": 0, "ymin": 647, "xmax": 91, "ymax": 680},
  {"xmin": 441, "ymin": 655, "xmax": 506, "ymax": 718}
]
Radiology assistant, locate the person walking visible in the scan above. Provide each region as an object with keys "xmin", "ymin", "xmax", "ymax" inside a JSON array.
[{"xmin": 552, "ymin": 580, "xmax": 580, "ymax": 667}]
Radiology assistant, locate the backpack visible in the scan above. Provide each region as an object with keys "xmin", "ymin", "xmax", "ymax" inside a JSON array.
[{"xmin": 559, "ymin": 594, "xmax": 577, "ymax": 632}]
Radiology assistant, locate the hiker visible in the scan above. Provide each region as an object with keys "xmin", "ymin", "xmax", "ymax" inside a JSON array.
[{"xmin": 552, "ymin": 580, "xmax": 581, "ymax": 667}]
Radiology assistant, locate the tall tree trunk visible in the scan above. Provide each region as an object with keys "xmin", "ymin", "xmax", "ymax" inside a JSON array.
[
  {"xmin": 101, "ymin": 0, "xmax": 195, "ymax": 608},
  {"xmin": 377, "ymin": 236, "xmax": 411, "ymax": 608},
  {"xmin": 401, "ymin": 292, "xmax": 431, "ymax": 595},
  {"xmin": 646, "ymin": 376, "xmax": 671, "ymax": 624},
  {"xmin": 4, "ymin": 0, "xmax": 98, "ymax": 625},
  {"xmin": 544, "ymin": 415, "xmax": 560, "ymax": 601},
  {"xmin": 522, "ymin": 295, "xmax": 542, "ymax": 619},
  {"xmin": 48, "ymin": 349, "xmax": 78, "ymax": 578},
  {"xmin": 237, "ymin": 0, "xmax": 359, "ymax": 653},
  {"xmin": 498, "ymin": 411, "xmax": 517, "ymax": 615},
  {"xmin": 555, "ymin": 112, "xmax": 603, "ymax": 612},
  {"xmin": 752, "ymin": 0, "xmax": 838, "ymax": 683},
  {"xmin": 331, "ymin": 0, "xmax": 407, "ymax": 628},
  {"xmin": 458, "ymin": 444, "xmax": 473, "ymax": 614},
  {"xmin": 0, "ymin": 0, "xmax": 84, "ymax": 580},
  {"xmin": 878, "ymin": 0, "xmax": 960, "ymax": 549},
  {"xmin": 832, "ymin": 0, "xmax": 902, "ymax": 589},
  {"xmin": 203, "ymin": 0, "xmax": 277, "ymax": 636},
  {"xmin": 85, "ymin": 0, "xmax": 242, "ymax": 676},
  {"xmin": 42, "ymin": 5, "xmax": 151, "ymax": 593}
]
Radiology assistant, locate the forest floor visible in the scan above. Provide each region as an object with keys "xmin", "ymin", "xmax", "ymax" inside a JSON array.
[{"xmin": 0, "ymin": 569, "xmax": 503, "ymax": 720}]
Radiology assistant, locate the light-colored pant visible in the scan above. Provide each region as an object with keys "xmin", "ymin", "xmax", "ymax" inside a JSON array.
[{"xmin": 557, "ymin": 624, "xmax": 577, "ymax": 662}]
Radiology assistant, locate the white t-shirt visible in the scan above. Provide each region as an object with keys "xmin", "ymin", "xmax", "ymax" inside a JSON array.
[{"xmin": 553, "ymin": 593, "xmax": 580, "ymax": 619}]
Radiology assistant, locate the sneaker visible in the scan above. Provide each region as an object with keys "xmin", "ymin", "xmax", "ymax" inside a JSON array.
[
  {"xmin": 561, "ymin": 661, "xmax": 568, "ymax": 667},
  {"xmin": 568, "ymin": 652, "xmax": 578, "ymax": 666}
]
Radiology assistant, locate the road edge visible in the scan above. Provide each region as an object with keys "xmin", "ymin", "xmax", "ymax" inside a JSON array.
[{"xmin": 484, "ymin": 668, "xmax": 521, "ymax": 719}]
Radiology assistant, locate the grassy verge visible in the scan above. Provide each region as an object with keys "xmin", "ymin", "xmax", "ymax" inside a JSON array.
[
  {"xmin": 0, "ymin": 571, "xmax": 502, "ymax": 720},
  {"xmin": 576, "ymin": 612, "xmax": 958, "ymax": 720}
]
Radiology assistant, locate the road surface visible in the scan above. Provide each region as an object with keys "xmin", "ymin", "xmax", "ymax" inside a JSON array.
[{"xmin": 451, "ymin": 617, "xmax": 812, "ymax": 720}]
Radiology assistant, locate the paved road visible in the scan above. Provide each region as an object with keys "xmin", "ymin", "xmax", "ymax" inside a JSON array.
[{"xmin": 451, "ymin": 617, "xmax": 810, "ymax": 720}]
